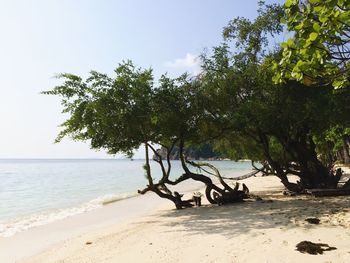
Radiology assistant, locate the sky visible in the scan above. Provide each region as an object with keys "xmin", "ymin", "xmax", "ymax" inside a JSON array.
[{"xmin": 0, "ymin": 0, "xmax": 285, "ymax": 159}]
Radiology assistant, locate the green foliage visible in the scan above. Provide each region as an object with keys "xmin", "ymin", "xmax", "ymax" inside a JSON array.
[
  {"xmin": 43, "ymin": 62, "xmax": 212, "ymax": 159},
  {"xmin": 152, "ymin": 74, "xmax": 203, "ymax": 144},
  {"xmin": 43, "ymin": 61, "xmax": 154, "ymax": 157},
  {"xmin": 223, "ymin": 1, "xmax": 284, "ymax": 63},
  {"xmin": 315, "ymin": 126, "xmax": 350, "ymax": 163},
  {"xmin": 274, "ymin": 0, "xmax": 350, "ymax": 88},
  {"xmin": 201, "ymin": 39, "xmax": 342, "ymax": 166}
]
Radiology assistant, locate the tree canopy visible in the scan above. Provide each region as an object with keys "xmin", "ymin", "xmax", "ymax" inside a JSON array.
[{"xmin": 274, "ymin": 0, "xmax": 350, "ymax": 89}]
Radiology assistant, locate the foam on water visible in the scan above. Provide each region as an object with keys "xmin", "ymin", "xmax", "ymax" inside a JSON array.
[{"xmin": 0, "ymin": 192, "xmax": 137, "ymax": 237}]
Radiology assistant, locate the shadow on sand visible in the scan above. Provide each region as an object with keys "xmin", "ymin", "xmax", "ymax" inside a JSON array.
[{"xmin": 146, "ymin": 194, "xmax": 350, "ymax": 238}]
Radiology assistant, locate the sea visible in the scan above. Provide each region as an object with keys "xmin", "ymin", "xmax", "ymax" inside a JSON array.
[{"xmin": 0, "ymin": 159, "xmax": 252, "ymax": 237}]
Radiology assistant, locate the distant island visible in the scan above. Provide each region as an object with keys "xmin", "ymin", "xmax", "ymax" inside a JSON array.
[{"xmin": 153, "ymin": 144, "xmax": 221, "ymax": 161}]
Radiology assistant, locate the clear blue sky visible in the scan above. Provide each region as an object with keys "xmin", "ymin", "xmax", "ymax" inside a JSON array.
[{"xmin": 0, "ymin": 0, "xmax": 285, "ymax": 158}]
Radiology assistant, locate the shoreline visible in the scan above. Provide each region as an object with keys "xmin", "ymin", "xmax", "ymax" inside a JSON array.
[
  {"xmin": 0, "ymin": 191, "xmax": 139, "ymax": 238},
  {"xmin": 0, "ymin": 162, "xmax": 253, "ymax": 238},
  {"xmin": 0, "ymin": 159, "xmax": 253, "ymax": 238},
  {"xmin": 0, "ymin": 192, "xmax": 167, "ymax": 263},
  {"xmin": 0, "ymin": 179, "xmax": 204, "ymax": 263},
  {"xmin": 2, "ymin": 172, "xmax": 350, "ymax": 262}
]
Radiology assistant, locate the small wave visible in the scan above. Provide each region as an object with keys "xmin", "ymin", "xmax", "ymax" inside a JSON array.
[
  {"xmin": 89, "ymin": 192, "xmax": 138, "ymax": 206},
  {"xmin": 0, "ymin": 192, "xmax": 138, "ymax": 237}
]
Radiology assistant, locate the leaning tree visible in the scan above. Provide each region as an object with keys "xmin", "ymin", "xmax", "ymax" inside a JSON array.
[{"xmin": 43, "ymin": 61, "xmax": 250, "ymax": 209}]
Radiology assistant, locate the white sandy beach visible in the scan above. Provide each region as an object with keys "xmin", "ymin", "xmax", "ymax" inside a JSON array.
[{"xmin": 2, "ymin": 172, "xmax": 350, "ymax": 263}]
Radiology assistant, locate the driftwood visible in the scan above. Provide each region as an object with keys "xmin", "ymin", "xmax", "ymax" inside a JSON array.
[
  {"xmin": 212, "ymin": 183, "xmax": 249, "ymax": 205},
  {"xmin": 140, "ymin": 142, "xmax": 256, "ymax": 209}
]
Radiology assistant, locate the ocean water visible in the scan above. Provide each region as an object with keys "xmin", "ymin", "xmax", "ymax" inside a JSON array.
[{"xmin": 0, "ymin": 159, "xmax": 252, "ymax": 237}]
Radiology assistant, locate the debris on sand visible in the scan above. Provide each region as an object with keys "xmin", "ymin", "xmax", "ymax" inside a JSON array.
[
  {"xmin": 305, "ymin": 217, "xmax": 320, "ymax": 224},
  {"xmin": 296, "ymin": 241, "xmax": 336, "ymax": 255}
]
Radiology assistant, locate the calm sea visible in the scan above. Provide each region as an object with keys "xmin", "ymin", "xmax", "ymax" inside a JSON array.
[{"xmin": 0, "ymin": 159, "xmax": 252, "ymax": 237}]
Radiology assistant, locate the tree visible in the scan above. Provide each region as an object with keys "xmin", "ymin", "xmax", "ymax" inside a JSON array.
[
  {"xmin": 274, "ymin": 0, "xmax": 350, "ymax": 89},
  {"xmin": 199, "ymin": 2, "xmax": 350, "ymax": 192},
  {"xmin": 43, "ymin": 62, "xmax": 250, "ymax": 209}
]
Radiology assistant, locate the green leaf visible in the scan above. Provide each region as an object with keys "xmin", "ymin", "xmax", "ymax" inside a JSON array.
[
  {"xmin": 319, "ymin": 15, "xmax": 328, "ymax": 23},
  {"xmin": 332, "ymin": 79, "xmax": 344, "ymax": 89},
  {"xmin": 314, "ymin": 6, "xmax": 323, "ymax": 12},
  {"xmin": 280, "ymin": 42, "xmax": 288, "ymax": 49},
  {"xmin": 313, "ymin": 22, "xmax": 321, "ymax": 32},
  {"xmin": 309, "ymin": 32, "xmax": 318, "ymax": 41},
  {"xmin": 287, "ymin": 38, "xmax": 294, "ymax": 47},
  {"xmin": 272, "ymin": 74, "xmax": 280, "ymax": 83},
  {"xmin": 339, "ymin": 11, "xmax": 350, "ymax": 21},
  {"xmin": 305, "ymin": 39, "xmax": 312, "ymax": 47},
  {"xmin": 296, "ymin": 60, "xmax": 305, "ymax": 68},
  {"xmin": 285, "ymin": 0, "xmax": 294, "ymax": 8},
  {"xmin": 291, "ymin": 71, "xmax": 303, "ymax": 80},
  {"xmin": 300, "ymin": 48, "xmax": 307, "ymax": 56}
]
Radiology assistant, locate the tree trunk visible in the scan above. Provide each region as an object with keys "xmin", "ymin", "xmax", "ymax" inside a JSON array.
[
  {"xmin": 285, "ymin": 135, "xmax": 341, "ymax": 190},
  {"xmin": 258, "ymin": 130, "xmax": 342, "ymax": 192},
  {"xmin": 257, "ymin": 130, "xmax": 302, "ymax": 192}
]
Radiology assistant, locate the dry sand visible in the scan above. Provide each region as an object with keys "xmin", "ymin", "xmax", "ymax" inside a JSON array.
[{"xmin": 2, "ymin": 172, "xmax": 350, "ymax": 263}]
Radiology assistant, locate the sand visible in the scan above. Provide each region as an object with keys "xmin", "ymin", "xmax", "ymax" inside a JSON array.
[{"xmin": 2, "ymin": 172, "xmax": 350, "ymax": 263}]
